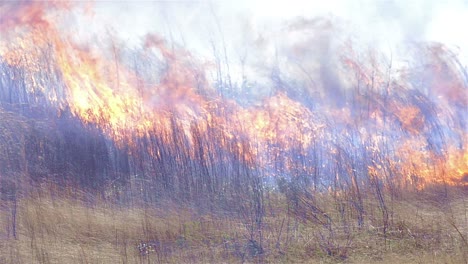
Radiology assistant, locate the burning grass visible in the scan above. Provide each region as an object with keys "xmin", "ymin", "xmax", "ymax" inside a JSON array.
[
  {"xmin": 0, "ymin": 184, "xmax": 466, "ymax": 264},
  {"xmin": 0, "ymin": 2, "xmax": 467, "ymax": 263}
]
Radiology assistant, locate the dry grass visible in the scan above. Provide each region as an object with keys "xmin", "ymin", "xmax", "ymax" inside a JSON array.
[{"xmin": 0, "ymin": 186, "xmax": 466, "ymax": 264}]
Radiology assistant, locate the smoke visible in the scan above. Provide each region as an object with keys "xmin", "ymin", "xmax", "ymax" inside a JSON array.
[
  {"xmin": 3, "ymin": 0, "xmax": 466, "ymax": 61},
  {"xmin": 1, "ymin": 0, "xmax": 466, "ymax": 108},
  {"xmin": 0, "ymin": 1, "xmax": 55, "ymax": 32},
  {"xmin": 0, "ymin": 0, "xmax": 466, "ymax": 188}
]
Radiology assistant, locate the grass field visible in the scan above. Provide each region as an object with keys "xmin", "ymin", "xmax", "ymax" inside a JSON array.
[{"xmin": 1, "ymin": 184, "xmax": 466, "ymax": 264}]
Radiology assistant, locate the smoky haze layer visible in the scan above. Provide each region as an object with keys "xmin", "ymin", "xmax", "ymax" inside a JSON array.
[{"xmin": 0, "ymin": 1, "xmax": 466, "ymax": 207}]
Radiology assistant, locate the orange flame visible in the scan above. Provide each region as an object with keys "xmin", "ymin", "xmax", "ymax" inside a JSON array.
[{"xmin": 1, "ymin": 2, "xmax": 466, "ymax": 188}]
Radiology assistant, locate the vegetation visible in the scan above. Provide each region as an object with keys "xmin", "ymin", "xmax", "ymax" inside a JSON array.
[
  {"xmin": 0, "ymin": 182, "xmax": 466, "ymax": 263},
  {"xmin": 0, "ymin": 3, "xmax": 467, "ymax": 263}
]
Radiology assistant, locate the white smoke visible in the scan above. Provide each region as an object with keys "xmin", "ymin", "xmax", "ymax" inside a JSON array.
[{"xmin": 64, "ymin": 0, "xmax": 468, "ymax": 92}]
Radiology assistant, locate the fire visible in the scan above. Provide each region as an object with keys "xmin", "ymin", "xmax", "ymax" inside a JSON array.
[
  {"xmin": 393, "ymin": 104, "xmax": 425, "ymax": 135},
  {"xmin": 54, "ymin": 39, "xmax": 149, "ymax": 139},
  {"xmin": 0, "ymin": 1, "xmax": 70, "ymax": 32},
  {"xmin": 0, "ymin": 1, "xmax": 466, "ymax": 189},
  {"xmin": 234, "ymin": 93, "xmax": 320, "ymax": 150}
]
